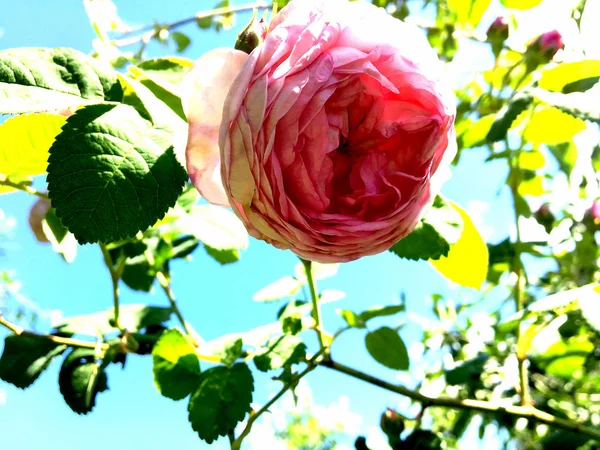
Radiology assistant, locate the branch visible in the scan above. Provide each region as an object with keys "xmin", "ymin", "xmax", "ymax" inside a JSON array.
[
  {"xmin": 111, "ymin": 1, "xmax": 271, "ymax": 48},
  {"xmin": 320, "ymin": 359, "xmax": 600, "ymax": 441},
  {"xmin": 0, "ymin": 174, "xmax": 49, "ymax": 199},
  {"xmin": 0, "ymin": 312, "xmax": 108, "ymax": 351},
  {"xmin": 231, "ymin": 349, "xmax": 326, "ymax": 450}
]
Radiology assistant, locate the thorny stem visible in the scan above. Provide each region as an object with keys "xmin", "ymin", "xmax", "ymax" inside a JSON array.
[
  {"xmin": 0, "ymin": 175, "xmax": 49, "ymax": 200},
  {"xmin": 320, "ymin": 360, "xmax": 600, "ymax": 441},
  {"xmin": 231, "ymin": 349, "xmax": 327, "ymax": 450},
  {"xmin": 0, "ymin": 312, "xmax": 108, "ymax": 351},
  {"xmin": 301, "ymin": 259, "xmax": 326, "ymax": 352},
  {"xmin": 99, "ymin": 243, "xmax": 126, "ymax": 331},
  {"xmin": 111, "ymin": 2, "xmax": 271, "ymax": 48}
]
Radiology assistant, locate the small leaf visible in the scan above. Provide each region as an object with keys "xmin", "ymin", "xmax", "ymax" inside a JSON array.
[
  {"xmin": 337, "ymin": 309, "xmax": 365, "ymax": 328},
  {"xmin": 254, "ymin": 335, "xmax": 307, "ymax": 372},
  {"xmin": 46, "ymin": 103, "xmax": 187, "ymax": 244},
  {"xmin": 137, "ymin": 57, "xmax": 193, "ymax": 85},
  {"xmin": 171, "ymin": 32, "xmax": 191, "ymax": 53},
  {"xmin": 487, "ymin": 91, "xmax": 534, "ymax": 143},
  {"xmin": 152, "ymin": 329, "xmax": 201, "ymax": 400},
  {"xmin": 0, "ymin": 47, "xmax": 122, "ymax": 114},
  {"xmin": 59, "ymin": 348, "xmax": 109, "ymax": 415},
  {"xmin": 215, "ymin": 338, "xmax": 244, "ymax": 367},
  {"xmin": 430, "ymin": 201, "xmax": 489, "ymax": 289},
  {"xmin": 188, "ymin": 363, "xmax": 254, "ymax": 444},
  {"xmin": 0, "ymin": 335, "xmax": 67, "ymax": 389},
  {"xmin": 390, "ymin": 197, "xmax": 463, "ymax": 261},
  {"xmin": 204, "ymin": 245, "xmax": 241, "ymax": 265},
  {"xmin": 500, "ymin": 0, "xmax": 543, "ymax": 9},
  {"xmin": 0, "ymin": 114, "xmax": 66, "ymax": 194},
  {"xmin": 460, "ymin": 114, "xmax": 495, "ymax": 148},
  {"xmin": 445, "ymin": 355, "xmax": 489, "ymax": 385},
  {"xmin": 365, "ymin": 327, "xmax": 409, "ymax": 370},
  {"xmin": 359, "ymin": 305, "xmax": 405, "ymax": 323},
  {"xmin": 253, "ymin": 276, "xmax": 303, "ymax": 302}
]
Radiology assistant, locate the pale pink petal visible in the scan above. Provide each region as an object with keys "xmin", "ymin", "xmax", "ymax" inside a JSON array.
[{"xmin": 183, "ymin": 48, "xmax": 248, "ymax": 206}]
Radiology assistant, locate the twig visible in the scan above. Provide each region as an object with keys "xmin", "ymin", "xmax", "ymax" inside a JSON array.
[
  {"xmin": 156, "ymin": 270, "xmax": 193, "ymax": 339},
  {"xmin": 320, "ymin": 359, "xmax": 600, "ymax": 440},
  {"xmin": 301, "ymin": 259, "xmax": 326, "ymax": 351},
  {"xmin": 0, "ymin": 174, "xmax": 49, "ymax": 200},
  {"xmin": 231, "ymin": 349, "xmax": 326, "ymax": 450},
  {"xmin": 0, "ymin": 312, "xmax": 108, "ymax": 351},
  {"xmin": 111, "ymin": 2, "xmax": 270, "ymax": 48}
]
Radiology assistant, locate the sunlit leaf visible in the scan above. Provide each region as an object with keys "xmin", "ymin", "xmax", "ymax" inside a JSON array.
[
  {"xmin": 0, "ymin": 113, "xmax": 66, "ymax": 194},
  {"xmin": 524, "ymin": 107, "xmax": 586, "ymax": 145},
  {"xmin": 253, "ymin": 276, "xmax": 303, "ymax": 302},
  {"xmin": 430, "ymin": 201, "xmax": 489, "ymax": 289},
  {"xmin": 152, "ymin": 328, "xmax": 201, "ymax": 401},
  {"xmin": 500, "ymin": 0, "xmax": 543, "ymax": 9},
  {"xmin": 539, "ymin": 60, "xmax": 600, "ymax": 92}
]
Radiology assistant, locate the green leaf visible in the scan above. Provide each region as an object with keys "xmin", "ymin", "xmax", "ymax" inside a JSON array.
[
  {"xmin": 188, "ymin": 363, "xmax": 254, "ymax": 444},
  {"xmin": 181, "ymin": 205, "xmax": 249, "ymax": 251},
  {"xmin": 460, "ymin": 114, "xmax": 495, "ymax": 149},
  {"xmin": 204, "ymin": 245, "xmax": 241, "ymax": 265},
  {"xmin": 365, "ymin": 327, "xmax": 409, "ymax": 370},
  {"xmin": 152, "ymin": 329, "xmax": 201, "ymax": 401},
  {"xmin": 0, "ymin": 114, "xmax": 66, "ymax": 194},
  {"xmin": 171, "ymin": 32, "xmax": 191, "ymax": 53},
  {"xmin": 46, "ymin": 103, "xmax": 187, "ymax": 244},
  {"xmin": 43, "ymin": 207, "xmax": 78, "ymax": 263},
  {"xmin": 253, "ymin": 276, "xmax": 303, "ymax": 302},
  {"xmin": 539, "ymin": 60, "xmax": 600, "ymax": 92},
  {"xmin": 538, "ymin": 335, "xmax": 593, "ymax": 378},
  {"xmin": 0, "ymin": 335, "xmax": 67, "ymax": 389},
  {"xmin": 542, "ymin": 431, "xmax": 591, "ymax": 450},
  {"xmin": 59, "ymin": 348, "xmax": 109, "ymax": 415},
  {"xmin": 524, "ymin": 106, "xmax": 587, "ymax": 145},
  {"xmin": 254, "ymin": 335, "xmax": 307, "ymax": 372},
  {"xmin": 486, "ymin": 91, "xmax": 534, "ymax": 143},
  {"xmin": 137, "ymin": 57, "xmax": 194, "ymax": 85},
  {"xmin": 500, "ymin": 0, "xmax": 543, "ymax": 9},
  {"xmin": 213, "ymin": 338, "xmax": 244, "ymax": 367},
  {"xmin": 53, "ymin": 304, "xmax": 172, "ymax": 335},
  {"xmin": 338, "ymin": 309, "xmax": 364, "ymax": 329},
  {"xmin": 129, "ymin": 65, "xmax": 186, "ymax": 121},
  {"xmin": 359, "ymin": 305, "xmax": 405, "ymax": 323},
  {"xmin": 390, "ymin": 197, "xmax": 463, "ymax": 261},
  {"xmin": 445, "ymin": 355, "xmax": 489, "ymax": 385},
  {"xmin": 282, "ymin": 317, "xmax": 302, "ymax": 335},
  {"xmin": 0, "ymin": 47, "xmax": 122, "ymax": 114},
  {"xmin": 430, "ymin": 201, "xmax": 489, "ymax": 289}
]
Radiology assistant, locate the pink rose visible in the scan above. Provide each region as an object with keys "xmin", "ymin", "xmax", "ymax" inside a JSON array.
[{"xmin": 185, "ymin": 0, "xmax": 456, "ymax": 263}]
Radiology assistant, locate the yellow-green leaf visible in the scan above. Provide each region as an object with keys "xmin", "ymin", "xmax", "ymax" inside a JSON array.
[
  {"xmin": 518, "ymin": 176, "xmax": 544, "ymax": 197},
  {"xmin": 539, "ymin": 60, "xmax": 600, "ymax": 92},
  {"xmin": 519, "ymin": 149, "xmax": 546, "ymax": 170},
  {"xmin": 524, "ymin": 107, "xmax": 586, "ymax": 145},
  {"xmin": 430, "ymin": 202, "xmax": 488, "ymax": 289},
  {"xmin": 500, "ymin": 0, "xmax": 543, "ymax": 9},
  {"xmin": 461, "ymin": 114, "xmax": 495, "ymax": 148},
  {"xmin": 0, "ymin": 113, "xmax": 66, "ymax": 194}
]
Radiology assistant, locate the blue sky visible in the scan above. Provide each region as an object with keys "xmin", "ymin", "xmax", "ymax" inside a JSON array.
[{"xmin": 0, "ymin": 1, "xmax": 521, "ymax": 449}]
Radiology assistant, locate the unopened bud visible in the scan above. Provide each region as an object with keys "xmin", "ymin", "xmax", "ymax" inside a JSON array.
[
  {"xmin": 486, "ymin": 16, "xmax": 510, "ymax": 57},
  {"xmin": 526, "ymin": 29, "xmax": 564, "ymax": 70},
  {"xmin": 235, "ymin": 14, "xmax": 268, "ymax": 54},
  {"xmin": 534, "ymin": 203, "xmax": 555, "ymax": 234},
  {"xmin": 380, "ymin": 408, "xmax": 405, "ymax": 440},
  {"xmin": 582, "ymin": 199, "xmax": 600, "ymax": 232}
]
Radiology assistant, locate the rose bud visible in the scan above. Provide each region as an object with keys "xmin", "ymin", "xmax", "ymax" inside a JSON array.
[
  {"xmin": 582, "ymin": 199, "xmax": 600, "ymax": 232},
  {"xmin": 526, "ymin": 29, "xmax": 564, "ymax": 70},
  {"xmin": 534, "ymin": 203, "xmax": 555, "ymax": 234},
  {"xmin": 380, "ymin": 408, "xmax": 405, "ymax": 440},
  {"xmin": 184, "ymin": 0, "xmax": 457, "ymax": 263},
  {"xmin": 486, "ymin": 16, "xmax": 510, "ymax": 57},
  {"xmin": 235, "ymin": 14, "xmax": 268, "ymax": 55}
]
